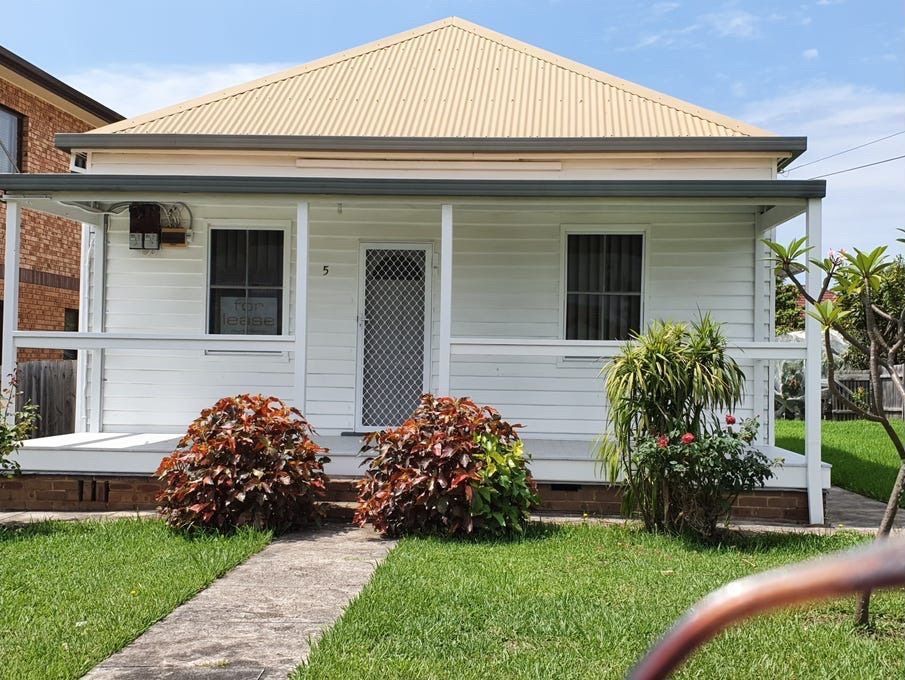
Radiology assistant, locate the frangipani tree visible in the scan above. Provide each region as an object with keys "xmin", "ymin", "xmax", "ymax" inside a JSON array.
[{"xmin": 765, "ymin": 229, "xmax": 905, "ymax": 626}]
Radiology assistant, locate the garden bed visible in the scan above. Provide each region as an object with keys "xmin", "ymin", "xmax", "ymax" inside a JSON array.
[
  {"xmin": 294, "ymin": 523, "xmax": 905, "ymax": 679},
  {"xmin": 775, "ymin": 419, "xmax": 905, "ymax": 503},
  {"xmin": 0, "ymin": 518, "xmax": 269, "ymax": 679}
]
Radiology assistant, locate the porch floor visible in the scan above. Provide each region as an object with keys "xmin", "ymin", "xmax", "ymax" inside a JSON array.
[{"xmin": 17, "ymin": 432, "xmax": 830, "ymax": 490}]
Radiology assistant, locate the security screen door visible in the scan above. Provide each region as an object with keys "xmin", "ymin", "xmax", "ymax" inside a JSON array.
[{"xmin": 356, "ymin": 244, "xmax": 432, "ymax": 430}]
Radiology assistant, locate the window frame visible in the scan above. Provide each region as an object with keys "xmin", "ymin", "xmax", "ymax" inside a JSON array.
[
  {"xmin": 0, "ymin": 103, "xmax": 23, "ymax": 173},
  {"xmin": 559, "ymin": 224, "xmax": 648, "ymax": 348},
  {"xmin": 203, "ymin": 219, "xmax": 292, "ymax": 353}
]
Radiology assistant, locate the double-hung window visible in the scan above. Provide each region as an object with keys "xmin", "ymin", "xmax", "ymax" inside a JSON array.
[
  {"xmin": 0, "ymin": 106, "xmax": 21, "ymax": 173},
  {"xmin": 564, "ymin": 233, "xmax": 643, "ymax": 341},
  {"xmin": 208, "ymin": 228, "xmax": 285, "ymax": 335}
]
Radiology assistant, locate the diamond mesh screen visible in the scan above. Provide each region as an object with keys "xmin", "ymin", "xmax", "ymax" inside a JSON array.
[{"xmin": 361, "ymin": 248, "xmax": 427, "ymax": 428}]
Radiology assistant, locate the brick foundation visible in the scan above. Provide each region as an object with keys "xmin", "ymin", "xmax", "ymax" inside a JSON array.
[
  {"xmin": 0, "ymin": 475, "xmax": 816, "ymax": 523},
  {"xmin": 536, "ymin": 483, "xmax": 814, "ymax": 523}
]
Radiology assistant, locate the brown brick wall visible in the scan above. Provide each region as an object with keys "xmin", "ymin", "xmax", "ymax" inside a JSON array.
[
  {"xmin": 0, "ymin": 475, "xmax": 816, "ymax": 523},
  {"xmin": 0, "ymin": 76, "xmax": 92, "ymax": 356},
  {"xmin": 534, "ymin": 483, "xmax": 813, "ymax": 523}
]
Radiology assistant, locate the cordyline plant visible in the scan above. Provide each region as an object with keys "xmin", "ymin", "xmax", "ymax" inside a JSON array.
[
  {"xmin": 599, "ymin": 317, "xmax": 771, "ymax": 538},
  {"xmin": 156, "ymin": 394, "xmax": 330, "ymax": 532},
  {"xmin": 765, "ymin": 229, "xmax": 905, "ymax": 626},
  {"xmin": 355, "ymin": 394, "xmax": 539, "ymax": 537}
]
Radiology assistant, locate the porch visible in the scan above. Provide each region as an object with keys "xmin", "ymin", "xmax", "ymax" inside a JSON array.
[
  {"xmin": 16, "ymin": 431, "xmax": 831, "ymax": 491},
  {"xmin": 0, "ymin": 176, "xmax": 828, "ymax": 521}
]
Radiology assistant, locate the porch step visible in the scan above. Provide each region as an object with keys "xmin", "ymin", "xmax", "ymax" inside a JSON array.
[{"xmin": 322, "ymin": 500, "xmax": 357, "ymax": 522}]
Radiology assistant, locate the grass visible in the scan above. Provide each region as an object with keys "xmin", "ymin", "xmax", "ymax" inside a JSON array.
[
  {"xmin": 0, "ymin": 518, "xmax": 270, "ymax": 680},
  {"xmin": 775, "ymin": 419, "xmax": 905, "ymax": 503},
  {"xmin": 294, "ymin": 524, "xmax": 905, "ymax": 679}
]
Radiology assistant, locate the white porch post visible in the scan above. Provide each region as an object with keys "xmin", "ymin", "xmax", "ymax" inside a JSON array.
[
  {"xmin": 88, "ymin": 218, "xmax": 106, "ymax": 432},
  {"xmin": 805, "ymin": 197, "xmax": 824, "ymax": 524},
  {"xmin": 74, "ymin": 223, "xmax": 91, "ymax": 432},
  {"xmin": 439, "ymin": 203, "xmax": 453, "ymax": 395},
  {"xmin": 2, "ymin": 200, "xmax": 20, "ymax": 405},
  {"xmin": 295, "ymin": 201, "xmax": 309, "ymax": 413}
]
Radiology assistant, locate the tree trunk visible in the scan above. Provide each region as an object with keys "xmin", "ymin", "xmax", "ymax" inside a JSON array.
[{"xmin": 855, "ymin": 459, "xmax": 905, "ymax": 627}]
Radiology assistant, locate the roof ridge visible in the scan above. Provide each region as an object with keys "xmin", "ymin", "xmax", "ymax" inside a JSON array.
[
  {"xmin": 444, "ymin": 18, "xmax": 770, "ymax": 137},
  {"xmin": 96, "ymin": 18, "xmax": 460, "ymax": 134}
]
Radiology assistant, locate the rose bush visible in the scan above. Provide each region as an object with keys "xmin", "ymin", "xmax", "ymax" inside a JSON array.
[{"xmin": 628, "ymin": 417, "xmax": 773, "ymax": 538}]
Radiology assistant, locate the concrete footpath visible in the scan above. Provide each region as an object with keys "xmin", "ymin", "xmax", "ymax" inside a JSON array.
[{"xmin": 83, "ymin": 525, "xmax": 395, "ymax": 680}]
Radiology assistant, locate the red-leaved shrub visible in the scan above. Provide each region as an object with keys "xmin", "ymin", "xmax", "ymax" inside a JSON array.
[
  {"xmin": 355, "ymin": 394, "xmax": 538, "ymax": 537},
  {"xmin": 156, "ymin": 394, "xmax": 330, "ymax": 531}
]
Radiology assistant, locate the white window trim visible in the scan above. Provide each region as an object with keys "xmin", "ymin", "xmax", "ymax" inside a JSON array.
[
  {"xmin": 203, "ymin": 218, "xmax": 292, "ymax": 357},
  {"xmin": 558, "ymin": 224, "xmax": 649, "ymax": 362}
]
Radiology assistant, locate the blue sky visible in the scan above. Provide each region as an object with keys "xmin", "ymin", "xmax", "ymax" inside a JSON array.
[{"xmin": 2, "ymin": 0, "xmax": 903, "ymax": 251}]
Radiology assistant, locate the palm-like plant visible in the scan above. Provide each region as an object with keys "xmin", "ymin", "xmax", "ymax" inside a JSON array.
[{"xmin": 601, "ymin": 316, "xmax": 747, "ymax": 531}]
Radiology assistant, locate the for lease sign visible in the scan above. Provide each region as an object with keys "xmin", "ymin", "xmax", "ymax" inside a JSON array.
[{"xmin": 220, "ymin": 296, "xmax": 278, "ymax": 334}]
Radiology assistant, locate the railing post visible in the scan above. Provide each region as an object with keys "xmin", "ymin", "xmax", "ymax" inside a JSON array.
[
  {"xmin": 295, "ymin": 201, "xmax": 309, "ymax": 413},
  {"xmin": 439, "ymin": 204, "xmax": 453, "ymax": 395},
  {"xmin": 2, "ymin": 200, "xmax": 21, "ymax": 420},
  {"xmin": 805, "ymin": 197, "xmax": 824, "ymax": 525}
]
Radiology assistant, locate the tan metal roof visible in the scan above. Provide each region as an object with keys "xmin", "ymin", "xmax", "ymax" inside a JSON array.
[{"xmin": 94, "ymin": 17, "xmax": 772, "ymax": 138}]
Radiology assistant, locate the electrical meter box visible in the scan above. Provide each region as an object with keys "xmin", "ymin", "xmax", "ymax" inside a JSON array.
[{"xmin": 129, "ymin": 203, "xmax": 161, "ymax": 250}]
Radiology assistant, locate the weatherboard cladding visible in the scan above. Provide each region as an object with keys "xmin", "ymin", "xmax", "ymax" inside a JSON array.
[{"xmin": 90, "ymin": 18, "xmax": 770, "ymax": 139}]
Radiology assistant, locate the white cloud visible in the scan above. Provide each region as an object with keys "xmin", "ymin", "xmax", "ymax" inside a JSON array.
[
  {"xmin": 802, "ymin": 48, "xmax": 819, "ymax": 60},
  {"xmin": 738, "ymin": 83, "xmax": 905, "ymax": 254},
  {"xmin": 61, "ymin": 62, "xmax": 294, "ymax": 118},
  {"xmin": 623, "ymin": 23, "xmax": 701, "ymax": 50},
  {"xmin": 702, "ymin": 9, "xmax": 760, "ymax": 38},
  {"xmin": 651, "ymin": 1, "xmax": 681, "ymax": 14}
]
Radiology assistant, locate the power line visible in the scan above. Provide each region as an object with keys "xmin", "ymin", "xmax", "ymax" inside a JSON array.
[
  {"xmin": 809, "ymin": 154, "xmax": 905, "ymax": 179},
  {"xmin": 782, "ymin": 129, "xmax": 905, "ymax": 174}
]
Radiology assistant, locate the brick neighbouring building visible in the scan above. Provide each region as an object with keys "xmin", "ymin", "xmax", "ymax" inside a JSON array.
[{"xmin": 0, "ymin": 46, "xmax": 122, "ymax": 360}]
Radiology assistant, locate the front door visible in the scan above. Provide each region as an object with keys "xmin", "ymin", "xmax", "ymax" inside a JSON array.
[{"xmin": 356, "ymin": 244, "xmax": 432, "ymax": 430}]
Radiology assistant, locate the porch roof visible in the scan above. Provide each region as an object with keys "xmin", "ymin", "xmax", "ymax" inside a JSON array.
[{"xmin": 0, "ymin": 174, "xmax": 827, "ymax": 199}]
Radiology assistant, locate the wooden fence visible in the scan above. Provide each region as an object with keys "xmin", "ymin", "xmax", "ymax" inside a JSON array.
[
  {"xmin": 830, "ymin": 365, "xmax": 904, "ymax": 421},
  {"xmin": 16, "ymin": 360, "xmax": 76, "ymax": 437}
]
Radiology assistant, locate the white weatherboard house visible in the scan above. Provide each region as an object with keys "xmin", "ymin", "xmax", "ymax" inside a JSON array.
[{"xmin": 0, "ymin": 18, "xmax": 829, "ymax": 521}]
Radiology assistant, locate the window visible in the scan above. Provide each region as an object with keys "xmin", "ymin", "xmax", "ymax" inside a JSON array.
[
  {"xmin": 63, "ymin": 308, "xmax": 79, "ymax": 360},
  {"xmin": 208, "ymin": 228, "xmax": 284, "ymax": 335},
  {"xmin": 0, "ymin": 106, "xmax": 21, "ymax": 173},
  {"xmin": 564, "ymin": 233, "xmax": 643, "ymax": 341}
]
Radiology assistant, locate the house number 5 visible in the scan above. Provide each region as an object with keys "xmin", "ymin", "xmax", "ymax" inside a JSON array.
[{"xmin": 322, "ymin": 265, "xmax": 329, "ymax": 276}]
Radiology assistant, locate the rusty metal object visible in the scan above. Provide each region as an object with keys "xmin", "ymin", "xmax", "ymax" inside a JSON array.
[{"xmin": 629, "ymin": 538, "xmax": 905, "ymax": 680}]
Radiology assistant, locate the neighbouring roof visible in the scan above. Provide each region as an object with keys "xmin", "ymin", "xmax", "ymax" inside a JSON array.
[
  {"xmin": 0, "ymin": 45, "xmax": 123, "ymax": 124},
  {"xmin": 89, "ymin": 17, "xmax": 772, "ymax": 139}
]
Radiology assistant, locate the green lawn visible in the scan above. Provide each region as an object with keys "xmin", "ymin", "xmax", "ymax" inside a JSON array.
[
  {"xmin": 775, "ymin": 419, "xmax": 905, "ymax": 503},
  {"xmin": 294, "ymin": 524, "xmax": 904, "ymax": 679},
  {"xmin": 0, "ymin": 519, "xmax": 270, "ymax": 680}
]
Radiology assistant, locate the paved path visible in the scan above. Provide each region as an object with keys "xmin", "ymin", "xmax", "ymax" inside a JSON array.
[
  {"xmin": 83, "ymin": 525, "xmax": 394, "ymax": 680},
  {"xmin": 0, "ymin": 510, "xmax": 155, "ymax": 524}
]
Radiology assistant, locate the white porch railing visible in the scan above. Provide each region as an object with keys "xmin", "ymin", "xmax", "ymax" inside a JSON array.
[
  {"xmin": 449, "ymin": 337, "xmax": 807, "ymax": 361},
  {"xmin": 11, "ymin": 331, "xmax": 296, "ymax": 353}
]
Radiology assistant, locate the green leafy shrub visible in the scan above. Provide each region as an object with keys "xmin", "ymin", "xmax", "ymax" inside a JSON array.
[
  {"xmin": 156, "ymin": 394, "xmax": 330, "ymax": 531},
  {"xmin": 602, "ymin": 316, "xmax": 773, "ymax": 538},
  {"xmin": 629, "ymin": 418, "xmax": 773, "ymax": 538},
  {"xmin": 355, "ymin": 395, "xmax": 539, "ymax": 537},
  {"xmin": 0, "ymin": 375, "xmax": 39, "ymax": 477}
]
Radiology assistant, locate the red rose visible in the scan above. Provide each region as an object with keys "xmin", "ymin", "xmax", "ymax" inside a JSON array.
[
  {"xmin": 725, "ymin": 414, "xmax": 737, "ymax": 425},
  {"xmin": 657, "ymin": 435, "xmax": 669, "ymax": 449},
  {"xmin": 680, "ymin": 433, "xmax": 695, "ymax": 445}
]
